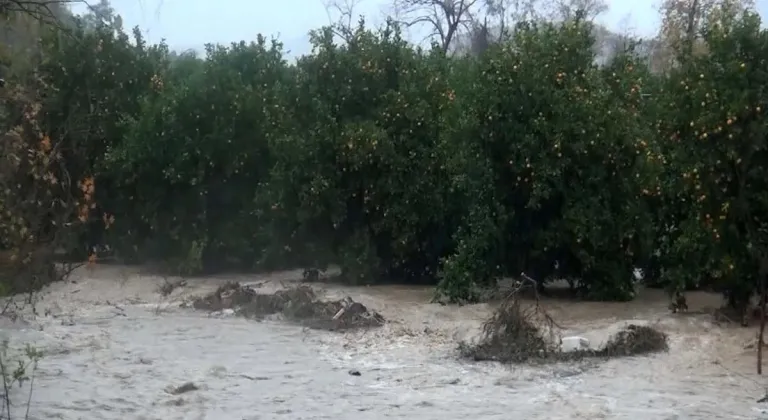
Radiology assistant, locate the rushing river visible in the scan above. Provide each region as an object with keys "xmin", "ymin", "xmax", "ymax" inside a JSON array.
[{"xmin": 1, "ymin": 265, "xmax": 767, "ymax": 419}]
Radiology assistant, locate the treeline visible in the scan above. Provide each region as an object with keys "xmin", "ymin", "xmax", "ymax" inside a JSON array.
[{"xmin": 1, "ymin": 5, "xmax": 767, "ymax": 311}]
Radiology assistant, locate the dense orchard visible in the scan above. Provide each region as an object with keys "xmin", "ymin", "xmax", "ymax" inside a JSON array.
[{"xmin": 2, "ymin": 8, "xmax": 767, "ymax": 309}]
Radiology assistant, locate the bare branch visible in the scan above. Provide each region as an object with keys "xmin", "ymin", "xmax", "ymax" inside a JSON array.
[
  {"xmin": 655, "ymin": 0, "xmax": 754, "ymax": 72},
  {"xmin": 0, "ymin": 0, "xmax": 88, "ymax": 28},
  {"xmin": 542, "ymin": 0, "xmax": 607, "ymax": 22},
  {"xmin": 391, "ymin": 0, "xmax": 481, "ymax": 52},
  {"xmin": 322, "ymin": 0, "xmax": 363, "ymax": 43}
]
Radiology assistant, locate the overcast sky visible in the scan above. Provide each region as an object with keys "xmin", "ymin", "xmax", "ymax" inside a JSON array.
[{"xmin": 72, "ymin": 0, "xmax": 768, "ymax": 57}]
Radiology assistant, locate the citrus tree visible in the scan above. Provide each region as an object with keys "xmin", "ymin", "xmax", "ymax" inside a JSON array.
[
  {"xmin": 100, "ymin": 37, "xmax": 291, "ymax": 273},
  {"xmin": 658, "ymin": 9, "xmax": 768, "ymax": 312},
  {"xmin": 264, "ymin": 21, "xmax": 461, "ymax": 284},
  {"xmin": 438, "ymin": 17, "xmax": 660, "ymax": 301},
  {"xmin": 37, "ymin": 18, "xmax": 168, "ymax": 262}
]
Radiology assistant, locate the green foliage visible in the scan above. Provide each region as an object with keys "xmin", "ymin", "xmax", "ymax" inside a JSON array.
[
  {"xmin": 263, "ymin": 22, "xmax": 461, "ymax": 284},
  {"xmin": 657, "ymin": 9, "xmax": 768, "ymax": 308},
  {"xmin": 36, "ymin": 19, "xmax": 169, "ymax": 259},
  {"xmin": 437, "ymin": 19, "xmax": 659, "ymax": 301},
  {"xmin": 102, "ymin": 36, "xmax": 290, "ymax": 271},
  {"xmin": 5, "ymin": 2, "xmax": 768, "ymax": 309}
]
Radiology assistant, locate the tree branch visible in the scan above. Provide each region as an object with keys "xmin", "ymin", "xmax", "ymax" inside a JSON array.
[
  {"xmin": 392, "ymin": 0, "xmax": 480, "ymax": 52},
  {"xmin": 1, "ymin": 0, "xmax": 86, "ymax": 26}
]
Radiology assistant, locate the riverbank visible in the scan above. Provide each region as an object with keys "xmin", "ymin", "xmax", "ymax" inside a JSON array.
[{"xmin": 0, "ymin": 265, "xmax": 766, "ymax": 419}]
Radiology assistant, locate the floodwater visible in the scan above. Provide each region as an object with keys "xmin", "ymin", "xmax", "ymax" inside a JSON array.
[{"xmin": 1, "ymin": 265, "xmax": 767, "ymax": 420}]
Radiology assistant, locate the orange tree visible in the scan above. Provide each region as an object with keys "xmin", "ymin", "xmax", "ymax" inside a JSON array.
[
  {"xmin": 261, "ymin": 21, "xmax": 461, "ymax": 283},
  {"xmin": 0, "ymin": 76, "xmax": 98, "ymax": 295},
  {"xmin": 657, "ymin": 10, "xmax": 768, "ymax": 310},
  {"xmin": 99, "ymin": 37, "xmax": 292, "ymax": 273},
  {"xmin": 38, "ymin": 18, "xmax": 167, "ymax": 261},
  {"xmin": 0, "ymin": 9, "xmax": 124, "ymax": 296},
  {"xmin": 600, "ymin": 43, "xmax": 668, "ymax": 288},
  {"xmin": 438, "ymin": 16, "xmax": 660, "ymax": 301}
]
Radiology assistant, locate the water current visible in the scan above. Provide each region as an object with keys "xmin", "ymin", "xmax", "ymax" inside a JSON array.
[{"xmin": 1, "ymin": 265, "xmax": 767, "ymax": 419}]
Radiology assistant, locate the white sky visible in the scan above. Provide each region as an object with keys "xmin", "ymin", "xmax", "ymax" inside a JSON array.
[{"xmin": 72, "ymin": 0, "xmax": 768, "ymax": 57}]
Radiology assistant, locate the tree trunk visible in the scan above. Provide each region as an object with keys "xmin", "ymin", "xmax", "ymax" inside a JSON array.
[{"xmin": 758, "ymin": 256, "xmax": 767, "ymax": 374}]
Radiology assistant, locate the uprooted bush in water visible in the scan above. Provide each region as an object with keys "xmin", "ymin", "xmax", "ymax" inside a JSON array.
[
  {"xmin": 459, "ymin": 279, "xmax": 669, "ymax": 363},
  {"xmin": 189, "ymin": 282, "xmax": 385, "ymax": 331}
]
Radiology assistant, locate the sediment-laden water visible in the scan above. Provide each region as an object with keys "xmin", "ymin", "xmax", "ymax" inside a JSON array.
[{"xmin": 1, "ymin": 265, "xmax": 766, "ymax": 419}]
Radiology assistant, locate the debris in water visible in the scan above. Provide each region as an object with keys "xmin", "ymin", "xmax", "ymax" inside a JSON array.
[
  {"xmin": 600, "ymin": 324, "xmax": 669, "ymax": 357},
  {"xmin": 158, "ymin": 278, "xmax": 188, "ymax": 297},
  {"xmin": 458, "ymin": 274, "xmax": 561, "ymax": 363},
  {"xmin": 190, "ymin": 282, "xmax": 385, "ymax": 331},
  {"xmin": 167, "ymin": 382, "xmax": 199, "ymax": 395},
  {"xmin": 303, "ymin": 268, "xmax": 320, "ymax": 282},
  {"xmin": 60, "ymin": 315, "xmax": 75, "ymax": 326},
  {"xmin": 209, "ymin": 308, "xmax": 236, "ymax": 318},
  {"xmin": 348, "ymin": 369, "xmax": 361, "ymax": 376},
  {"xmin": 743, "ymin": 334, "xmax": 768, "ymax": 350},
  {"xmin": 459, "ymin": 273, "xmax": 669, "ymax": 364},
  {"xmin": 668, "ymin": 292, "xmax": 688, "ymax": 313},
  {"xmin": 239, "ymin": 374, "xmax": 270, "ymax": 381},
  {"xmin": 560, "ymin": 336, "xmax": 590, "ymax": 352}
]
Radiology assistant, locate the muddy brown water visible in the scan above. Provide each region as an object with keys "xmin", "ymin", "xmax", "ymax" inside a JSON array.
[{"xmin": 1, "ymin": 265, "xmax": 767, "ymax": 419}]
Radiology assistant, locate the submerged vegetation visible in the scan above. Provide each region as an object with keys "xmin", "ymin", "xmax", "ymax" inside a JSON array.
[
  {"xmin": 189, "ymin": 282, "xmax": 386, "ymax": 330},
  {"xmin": 458, "ymin": 278, "xmax": 669, "ymax": 363}
]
